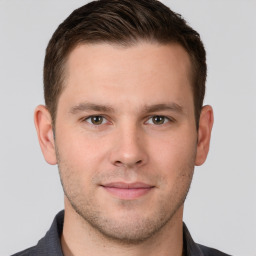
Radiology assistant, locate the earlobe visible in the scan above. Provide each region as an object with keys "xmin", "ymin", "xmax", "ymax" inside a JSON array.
[
  {"xmin": 195, "ymin": 105, "xmax": 214, "ymax": 166},
  {"xmin": 34, "ymin": 105, "xmax": 57, "ymax": 165}
]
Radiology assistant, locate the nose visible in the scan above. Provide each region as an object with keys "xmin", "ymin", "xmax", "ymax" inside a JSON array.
[{"xmin": 109, "ymin": 124, "xmax": 148, "ymax": 168}]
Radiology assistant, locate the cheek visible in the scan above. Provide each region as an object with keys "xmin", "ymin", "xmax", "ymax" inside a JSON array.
[
  {"xmin": 55, "ymin": 127, "xmax": 118, "ymax": 194},
  {"xmin": 148, "ymin": 129, "xmax": 197, "ymax": 181},
  {"xmin": 56, "ymin": 126, "xmax": 108, "ymax": 164},
  {"xmin": 55, "ymin": 132, "xmax": 103, "ymax": 189}
]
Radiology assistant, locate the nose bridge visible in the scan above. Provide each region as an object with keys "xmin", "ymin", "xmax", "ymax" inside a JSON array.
[{"xmin": 110, "ymin": 119, "xmax": 147, "ymax": 168}]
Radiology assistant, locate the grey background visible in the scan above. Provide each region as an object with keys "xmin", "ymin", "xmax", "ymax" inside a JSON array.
[{"xmin": 0, "ymin": 1, "xmax": 255, "ymax": 255}]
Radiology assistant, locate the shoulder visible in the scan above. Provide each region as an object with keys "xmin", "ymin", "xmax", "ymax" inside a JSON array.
[
  {"xmin": 10, "ymin": 210, "xmax": 64, "ymax": 256},
  {"xmin": 10, "ymin": 246, "xmax": 36, "ymax": 256},
  {"xmin": 198, "ymin": 244, "xmax": 232, "ymax": 256}
]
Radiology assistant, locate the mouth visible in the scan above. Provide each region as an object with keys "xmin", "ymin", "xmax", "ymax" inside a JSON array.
[{"xmin": 100, "ymin": 182, "xmax": 155, "ymax": 200}]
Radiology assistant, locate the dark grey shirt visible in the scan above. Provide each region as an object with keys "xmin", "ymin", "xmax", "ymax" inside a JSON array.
[{"xmin": 12, "ymin": 211, "xmax": 231, "ymax": 256}]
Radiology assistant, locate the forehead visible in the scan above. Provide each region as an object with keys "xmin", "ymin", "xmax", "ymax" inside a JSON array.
[
  {"xmin": 66, "ymin": 42, "xmax": 192, "ymax": 81},
  {"xmin": 61, "ymin": 42, "xmax": 193, "ymax": 110}
]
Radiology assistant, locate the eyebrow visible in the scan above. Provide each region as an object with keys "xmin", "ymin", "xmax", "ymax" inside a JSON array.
[
  {"xmin": 142, "ymin": 103, "xmax": 183, "ymax": 114},
  {"xmin": 69, "ymin": 102, "xmax": 183, "ymax": 115},
  {"xmin": 70, "ymin": 102, "xmax": 115, "ymax": 114}
]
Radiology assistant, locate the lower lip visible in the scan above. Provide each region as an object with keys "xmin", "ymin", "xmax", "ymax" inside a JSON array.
[{"xmin": 102, "ymin": 187, "xmax": 153, "ymax": 200}]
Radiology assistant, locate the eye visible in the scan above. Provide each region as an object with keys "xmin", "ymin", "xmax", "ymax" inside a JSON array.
[
  {"xmin": 146, "ymin": 115, "xmax": 170, "ymax": 125},
  {"xmin": 85, "ymin": 116, "xmax": 107, "ymax": 125}
]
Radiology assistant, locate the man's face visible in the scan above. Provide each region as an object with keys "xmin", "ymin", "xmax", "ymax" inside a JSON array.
[{"xmin": 54, "ymin": 42, "xmax": 198, "ymax": 243}]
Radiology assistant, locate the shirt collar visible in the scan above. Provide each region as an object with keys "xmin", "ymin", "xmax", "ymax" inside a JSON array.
[
  {"xmin": 34, "ymin": 210, "xmax": 204, "ymax": 256},
  {"xmin": 183, "ymin": 222, "xmax": 204, "ymax": 256},
  {"xmin": 33, "ymin": 211, "xmax": 64, "ymax": 255}
]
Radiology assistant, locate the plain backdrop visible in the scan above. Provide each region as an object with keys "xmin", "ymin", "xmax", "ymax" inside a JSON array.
[{"xmin": 0, "ymin": 1, "xmax": 255, "ymax": 255}]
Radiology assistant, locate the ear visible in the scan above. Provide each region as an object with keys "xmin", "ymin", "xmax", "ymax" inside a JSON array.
[
  {"xmin": 34, "ymin": 105, "xmax": 57, "ymax": 165},
  {"xmin": 195, "ymin": 105, "xmax": 214, "ymax": 166}
]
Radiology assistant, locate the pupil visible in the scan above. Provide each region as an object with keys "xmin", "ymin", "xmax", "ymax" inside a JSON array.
[
  {"xmin": 154, "ymin": 116, "xmax": 164, "ymax": 124},
  {"xmin": 92, "ymin": 116, "xmax": 102, "ymax": 124}
]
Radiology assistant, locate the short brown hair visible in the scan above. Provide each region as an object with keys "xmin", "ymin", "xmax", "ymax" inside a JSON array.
[{"xmin": 44, "ymin": 0, "xmax": 206, "ymax": 127}]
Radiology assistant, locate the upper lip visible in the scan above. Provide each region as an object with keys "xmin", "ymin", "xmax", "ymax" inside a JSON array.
[{"xmin": 101, "ymin": 182, "xmax": 154, "ymax": 189}]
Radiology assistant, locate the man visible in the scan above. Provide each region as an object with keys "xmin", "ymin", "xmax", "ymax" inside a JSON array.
[{"xmin": 13, "ymin": 0, "xmax": 230, "ymax": 255}]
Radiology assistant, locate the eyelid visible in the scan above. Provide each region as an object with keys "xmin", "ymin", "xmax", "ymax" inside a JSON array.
[
  {"xmin": 80, "ymin": 114, "xmax": 175, "ymax": 126},
  {"xmin": 145, "ymin": 115, "xmax": 174, "ymax": 125},
  {"xmin": 83, "ymin": 115, "xmax": 109, "ymax": 125}
]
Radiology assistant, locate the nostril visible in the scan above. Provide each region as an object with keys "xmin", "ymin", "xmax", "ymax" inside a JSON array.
[
  {"xmin": 114, "ymin": 159, "xmax": 143, "ymax": 167},
  {"xmin": 114, "ymin": 160, "xmax": 123, "ymax": 166},
  {"xmin": 136, "ymin": 160, "xmax": 142, "ymax": 165}
]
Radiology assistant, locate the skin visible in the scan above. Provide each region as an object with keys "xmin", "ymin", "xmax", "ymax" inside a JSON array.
[{"xmin": 34, "ymin": 42, "xmax": 213, "ymax": 256}]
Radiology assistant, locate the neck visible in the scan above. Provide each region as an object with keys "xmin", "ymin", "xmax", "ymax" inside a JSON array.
[{"xmin": 61, "ymin": 200, "xmax": 184, "ymax": 256}]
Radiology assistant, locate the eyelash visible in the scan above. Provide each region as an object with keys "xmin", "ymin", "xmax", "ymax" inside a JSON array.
[
  {"xmin": 83, "ymin": 116, "xmax": 109, "ymax": 126},
  {"xmin": 82, "ymin": 115, "xmax": 175, "ymax": 127},
  {"xmin": 145, "ymin": 116, "xmax": 173, "ymax": 125}
]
